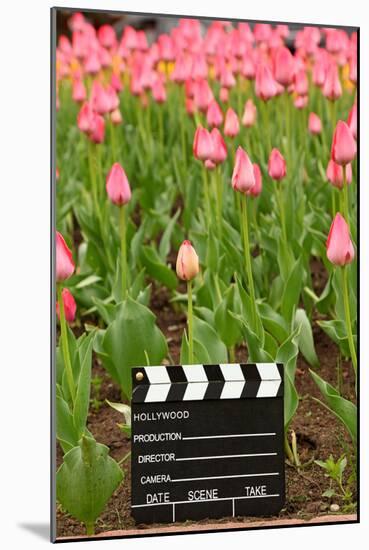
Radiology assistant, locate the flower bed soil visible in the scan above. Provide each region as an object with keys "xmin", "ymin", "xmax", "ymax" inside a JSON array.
[{"xmin": 56, "ymin": 260, "xmax": 357, "ymax": 539}]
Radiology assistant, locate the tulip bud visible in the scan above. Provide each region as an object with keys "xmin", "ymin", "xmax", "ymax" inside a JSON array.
[
  {"xmin": 294, "ymin": 95, "xmax": 308, "ymax": 110},
  {"xmin": 89, "ymin": 112, "xmax": 105, "ymax": 144},
  {"xmin": 347, "ymin": 103, "xmax": 357, "ymax": 140},
  {"xmin": 308, "ymin": 112, "xmax": 322, "ymax": 135},
  {"xmin": 331, "ymin": 120, "xmax": 357, "ymax": 166},
  {"xmin": 224, "ymin": 108, "xmax": 240, "ymax": 137},
  {"xmin": 206, "ymin": 100, "xmax": 223, "ymax": 128},
  {"xmin": 72, "ymin": 78, "xmax": 86, "ymax": 103},
  {"xmin": 326, "ymin": 213, "xmax": 355, "ymax": 266},
  {"xmin": 176, "ymin": 240, "xmax": 199, "ymax": 281},
  {"xmin": 232, "ymin": 146, "xmax": 255, "ymax": 193},
  {"xmin": 56, "ymin": 288, "xmax": 77, "ymax": 324},
  {"xmin": 56, "ymin": 231, "xmax": 75, "ymax": 282},
  {"xmin": 242, "ymin": 99, "xmax": 257, "ymax": 127},
  {"xmin": 274, "ymin": 46, "xmax": 295, "ymax": 87},
  {"xmin": 106, "ymin": 162, "xmax": 132, "ymax": 206},
  {"xmin": 111, "ymin": 108, "xmax": 123, "ymax": 125},
  {"xmin": 205, "ymin": 159, "xmax": 216, "ymax": 171},
  {"xmin": 209, "ymin": 128, "xmax": 227, "ymax": 165},
  {"xmin": 77, "ymin": 101, "xmax": 94, "ymax": 133},
  {"xmin": 268, "ymin": 148, "xmax": 286, "ymax": 181},
  {"xmin": 326, "ymin": 159, "xmax": 352, "ymax": 189},
  {"xmin": 193, "ymin": 126, "xmax": 213, "ymax": 161},
  {"xmin": 255, "ymin": 63, "xmax": 278, "ymax": 101},
  {"xmin": 248, "ymin": 163, "xmax": 263, "ymax": 197},
  {"xmin": 219, "ymin": 87, "xmax": 229, "ymax": 103},
  {"xmin": 322, "ymin": 63, "xmax": 342, "ymax": 101},
  {"xmin": 152, "ymin": 78, "xmax": 167, "ymax": 103}
]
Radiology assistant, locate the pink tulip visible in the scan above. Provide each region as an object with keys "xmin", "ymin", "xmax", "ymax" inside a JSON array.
[
  {"xmin": 56, "ymin": 232, "xmax": 75, "ymax": 282},
  {"xmin": 274, "ymin": 47, "xmax": 295, "ymax": 87},
  {"xmin": 322, "ymin": 63, "xmax": 342, "ymax": 100},
  {"xmin": 331, "ymin": 120, "xmax": 357, "ymax": 166},
  {"xmin": 268, "ymin": 148, "xmax": 286, "ymax": 181},
  {"xmin": 111, "ymin": 72, "xmax": 123, "ymax": 92},
  {"xmin": 176, "ymin": 240, "xmax": 200, "ymax": 281},
  {"xmin": 152, "ymin": 78, "xmax": 167, "ymax": 103},
  {"xmin": 106, "ymin": 163, "xmax": 132, "ymax": 206},
  {"xmin": 240, "ymin": 54, "xmax": 255, "ymax": 80},
  {"xmin": 219, "ymin": 87, "xmax": 229, "ymax": 103},
  {"xmin": 312, "ymin": 59, "xmax": 326, "ymax": 87},
  {"xmin": 224, "ymin": 108, "xmax": 240, "ymax": 138},
  {"xmin": 347, "ymin": 103, "xmax": 357, "ymax": 140},
  {"xmin": 106, "ymin": 84, "xmax": 119, "ymax": 112},
  {"xmin": 326, "ymin": 213, "xmax": 354, "ymax": 266},
  {"xmin": 209, "ymin": 128, "xmax": 227, "ymax": 164},
  {"xmin": 248, "ymin": 163, "xmax": 263, "ymax": 197},
  {"xmin": 91, "ymin": 81, "xmax": 111, "ymax": 115},
  {"xmin": 193, "ymin": 78, "xmax": 213, "ymax": 112},
  {"xmin": 308, "ymin": 112, "xmax": 322, "ymax": 135},
  {"xmin": 77, "ymin": 102, "xmax": 94, "ymax": 133},
  {"xmin": 220, "ymin": 67, "xmax": 236, "ymax": 89},
  {"xmin": 232, "ymin": 147, "xmax": 255, "ymax": 193},
  {"xmin": 193, "ymin": 126, "xmax": 213, "ymax": 161},
  {"xmin": 255, "ymin": 63, "xmax": 278, "ymax": 101},
  {"xmin": 56, "ymin": 288, "xmax": 77, "ymax": 324},
  {"xmin": 326, "ymin": 159, "xmax": 352, "ymax": 189},
  {"xmin": 111, "ymin": 108, "xmax": 123, "ymax": 125},
  {"xmin": 294, "ymin": 69, "xmax": 308, "ymax": 96},
  {"xmin": 72, "ymin": 79, "xmax": 86, "ymax": 103},
  {"xmin": 206, "ymin": 100, "xmax": 223, "ymax": 128},
  {"xmin": 84, "ymin": 51, "xmax": 101, "ymax": 75},
  {"xmin": 242, "ymin": 99, "xmax": 257, "ymax": 127},
  {"xmin": 294, "ymin": 95, "xmax": 308, "ymax": 110},
  {"xmin": 89, "ymin": 112, "xmax": 105, "ymax": 144},
  {"xmin": 205, "ymin": 159, "xmax": 216, "ymax": 171},
  {"xmin": 97, "ymin": 24, "xmax": 116, "ymax": 49}
]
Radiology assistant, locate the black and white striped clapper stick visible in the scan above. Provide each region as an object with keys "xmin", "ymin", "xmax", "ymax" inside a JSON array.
[{"xmin": 131, "ymin": 363, "xmax": 285, "ymax": 524}]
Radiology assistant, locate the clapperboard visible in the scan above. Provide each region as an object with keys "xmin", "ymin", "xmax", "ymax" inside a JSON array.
[{"xmin": 131, "ymin": 363, "xmax": 285, "ymax": 523}]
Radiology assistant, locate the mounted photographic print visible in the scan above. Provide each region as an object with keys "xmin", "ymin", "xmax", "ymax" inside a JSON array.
[{"xmin": 51, "ymin": 7, "xmax": 359, "ymax": 542}]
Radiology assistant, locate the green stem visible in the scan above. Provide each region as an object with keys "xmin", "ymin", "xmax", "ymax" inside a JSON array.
[
  {"xmin": 202, "ymin": 168, "xmax": 211, "ymax": 230},
  {"xmin": 119, "ymin": 206, "xmax": 127, "ymax": 300},
  {"xmin": 229, "ymin": 346, "xmax": 235, "ymax": 363},
  {"xmin": 118, "ymin": 450, "xmax": 131, "ymax": 465},
  {"xmin": 85, "ymin": 522, "xmax": 95, "ymax": 536},
  {"xmin": 241, "ymin": 193, "xmax": 257, "ymax": 331},
  {"xmin": 275, "ymin": 183, "xmax": 287, "ymax": 242},
  {"xmin": 341, "ymin": 266, "xmax": 357, "ymax": 380},
  {"xmin": 187, "ymin": 280, "xmax": 194, "ymax": 364},
  {"xmin": 284, "ymin": 433, "xmax": 295, "ymax": 463},
  {"xmin": 342, "ymin": 166, "xmax": 350, "ymax": 226},
  {"xmin": 57, "ymin": 285, "xmax": 76, "ymax": 404},
  {"xmin": 332, "ymin": 188, "xmax": 337, "ymax": 218}
]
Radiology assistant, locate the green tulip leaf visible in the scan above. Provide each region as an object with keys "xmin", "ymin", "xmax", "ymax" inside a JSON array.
[
  {"xmin": 310, "ymin": 370, "xmax": 357, "ymax": 443},
  {"xmin": 56, "ymin": 436, "xmax": 123, "ymax": 533},
  {"xmin": 94, "ymin": 297, "xmax": 167, "ymax": 400},
  {"xmin": 294, "ymin": 308, "xmax": 319, "ymax": 368}
]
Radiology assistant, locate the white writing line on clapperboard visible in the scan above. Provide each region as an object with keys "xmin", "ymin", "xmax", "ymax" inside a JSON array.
[
  {"xmin": 171, "ymin": 472, "xmax": 279, "ymax": 482},
  {"xmin": 182, "ymin": 433, "xmax": 276, "ymax": 440},
  {"xmin": 131, "ymin": 493, "xmax": 281, "ymax": 508},
  {"xmin": 175, "ymin": 452, "xmax": 277, "ymax": 461}
]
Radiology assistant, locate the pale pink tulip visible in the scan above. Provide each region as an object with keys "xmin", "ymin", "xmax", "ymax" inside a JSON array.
[
  {"xmin": 231, "ymin": 147, "xmax": 255, "ymax": 193},
  {"xmin": 56, "ymin": 232, "xmax": 75, "ymax": 282},
  {"xmin": 224, "ymin": 108, "xmax": 240, "ymax": 137},
  {"xmin": 326, "ymin": 213, "xmax": 354, "ymax": 266},
  {"xmin": 106, "ymin": 163, "xmax": 131, "ymax": 206},
  {"xmin": 56, "ymin": 288, "xmax": 77, "ymax": 324},
  {"xmin": 268, "ymin": 148, "xmax": 286, "ymax": 181},
  {"xmin": 331, "ymin": 120, "xmax": 357, "ymax": 166},
  {"xmin": 176, "ymin": 240, "xmax": 200, "ymax": 281}
]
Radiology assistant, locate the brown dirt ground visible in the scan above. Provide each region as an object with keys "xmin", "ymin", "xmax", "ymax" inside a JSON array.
[{"xmin": 56, "ymin": 258, "xmax": 357, "ymax": 538}]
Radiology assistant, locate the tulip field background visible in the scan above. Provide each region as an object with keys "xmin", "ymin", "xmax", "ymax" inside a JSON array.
[{"xmin": 54, "ymin": 9, "xmax": 358, "ymax": 539}]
